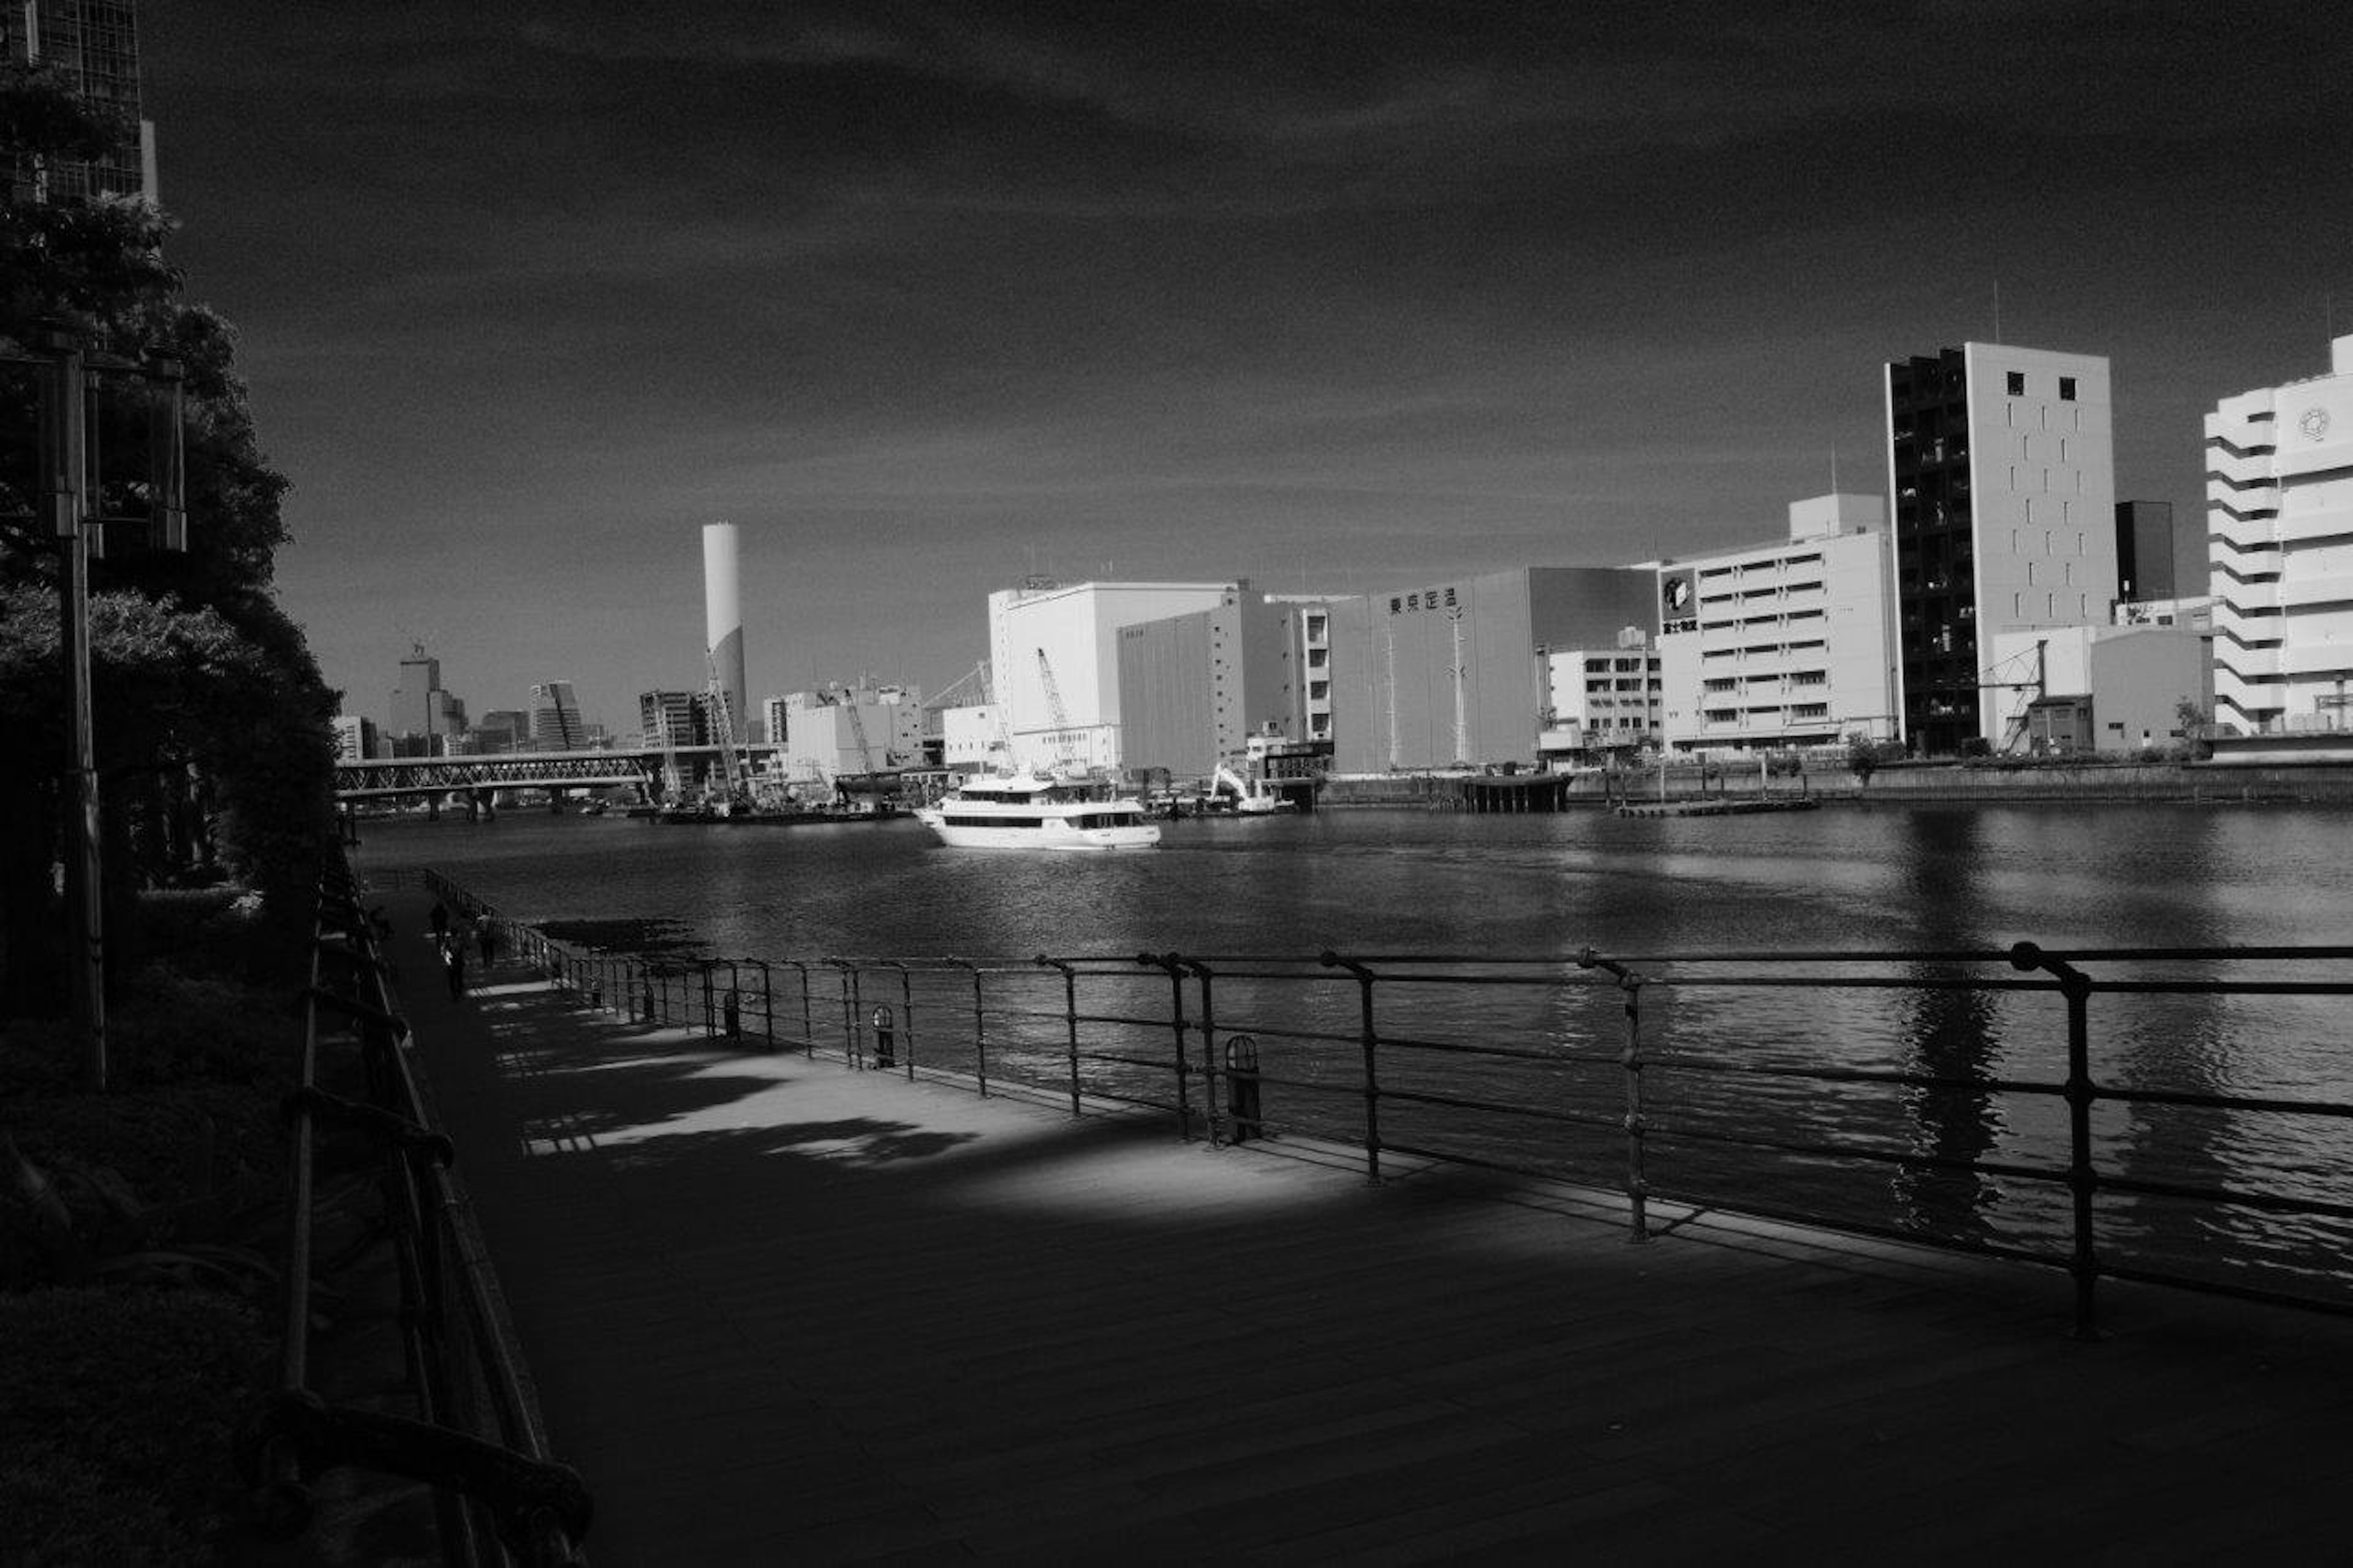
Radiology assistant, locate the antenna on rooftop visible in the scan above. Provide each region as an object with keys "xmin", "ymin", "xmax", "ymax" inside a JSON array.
[{"xmin": 1991, "ymin": 278, "xmax": 2003, "ymax": 343}]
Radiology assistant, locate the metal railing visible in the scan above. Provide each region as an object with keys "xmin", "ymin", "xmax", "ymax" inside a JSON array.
[
  {"xmin": 248, "ymin": 853, "xmax": 590, "ymax": 1563},
  {"xmin": 423, "ymin": 872, "xmax": 2353, "ymax": 1337}
]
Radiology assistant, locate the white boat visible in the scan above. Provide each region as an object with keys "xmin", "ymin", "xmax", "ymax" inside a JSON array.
[{"xmin": 915, "ymin": 772, "xmax": 1161, "ymax": 850}]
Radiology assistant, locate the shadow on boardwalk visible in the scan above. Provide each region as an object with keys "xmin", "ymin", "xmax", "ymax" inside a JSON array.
[{"xmin": 381, "ymin": 888, "xmax": 2353, "ymax": 1565}]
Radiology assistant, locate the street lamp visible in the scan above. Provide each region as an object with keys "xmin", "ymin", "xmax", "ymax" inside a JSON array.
[{"xmin": 9, "ymin": 321, "xmax": 187, "ymax": 1091}]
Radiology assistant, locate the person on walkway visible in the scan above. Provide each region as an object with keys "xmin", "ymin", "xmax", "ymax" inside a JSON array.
[
  {"xmin": 476, "ymin": 912, "xmax": 497, "ymax": 967},
  {"xmin": 443, "ymin": 933, "xmax": 468, "ymax": 1000},
  {"xmin": 429, "ymin": 900, "xmax": 450, "ymax": 946}
]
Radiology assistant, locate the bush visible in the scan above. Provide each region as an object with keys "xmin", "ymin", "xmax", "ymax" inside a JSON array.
[{"xmin": 0, "ymin": 1286, "xmax": 269, "ymax": 1564}]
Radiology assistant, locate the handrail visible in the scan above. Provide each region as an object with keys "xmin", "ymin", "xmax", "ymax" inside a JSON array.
[
  {"xmin": 249, "ymin": 854, "xmax": 590, "ymax": 1563},
  {"xmin": 422, "ymin": 869, "xmax": 2353, "ymax": 1336}
]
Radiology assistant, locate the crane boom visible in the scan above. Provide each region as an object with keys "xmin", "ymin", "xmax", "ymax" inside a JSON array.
[
  {"xmin": 705, "ymin": 648, "xmax": 744, "ymax": 800},
  {"xmin": 1036, "ymin": 648, "xmax": 1077, "ymax": 775}
]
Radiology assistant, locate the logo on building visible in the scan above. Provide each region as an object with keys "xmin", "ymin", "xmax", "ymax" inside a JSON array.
[
  {"xmin": 2300, "ymin": 406, "xmax": 2332, "ymax": 442},
  {"xmin": 1659, "ymin": 570, "xmax": 1697, "ymax": 634}
]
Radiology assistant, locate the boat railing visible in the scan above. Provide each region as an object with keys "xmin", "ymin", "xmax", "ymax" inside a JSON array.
[{"xmin": 422, "ymin": 868, "xmax": 2353, "ymax": 1338}]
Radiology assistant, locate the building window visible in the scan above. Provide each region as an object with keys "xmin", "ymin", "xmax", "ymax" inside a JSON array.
[
  {"xmin": 2059, "ymin": 376, "xmax": 2077, "ymax": 401},
  {"xmin": 2007, "ymin": 371, "xmax": 2025, "ymax": 395}
]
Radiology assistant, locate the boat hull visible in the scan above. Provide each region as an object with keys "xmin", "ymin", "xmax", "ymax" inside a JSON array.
[{"xmin": 914, "ymin": 810, "xmax": 1160, "ymax": 851}]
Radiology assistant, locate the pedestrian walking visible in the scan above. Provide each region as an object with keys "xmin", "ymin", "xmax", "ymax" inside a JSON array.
[
  {"xmin": 443, "ymin": 934, "xmax": 468, "ymax": 1000},
  {"xmin": 428, "ymin": 900, "xmax": 450, "ymax": 945},
  {"xmin": 476, "ymin": 912, "xmax": 496, "ymax": 966}
]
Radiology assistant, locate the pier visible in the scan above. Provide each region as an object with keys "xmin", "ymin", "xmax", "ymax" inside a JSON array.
[{"xmin": 371, "ymin": 884, "xmax": 2353, "ymax": 1562}]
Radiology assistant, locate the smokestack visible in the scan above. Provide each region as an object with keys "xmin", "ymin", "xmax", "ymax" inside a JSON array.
[{"xmin": 703, "ymin": 522, "xmax": 746, "ymax": 735}]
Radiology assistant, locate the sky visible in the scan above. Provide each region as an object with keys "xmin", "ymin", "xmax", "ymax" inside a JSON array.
[{"xmin": 141, "ymin": 2, "xmax": 2353, "ymax": 735}]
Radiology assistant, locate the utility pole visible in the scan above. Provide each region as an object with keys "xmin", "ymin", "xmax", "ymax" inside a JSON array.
[
  {"xmin": 13, "ymin": 323, "xmax": 188, "ymax": 1093},
  {"xmin": 44, "ymin": 324, "xmax": 105, "ymax": 1089}
]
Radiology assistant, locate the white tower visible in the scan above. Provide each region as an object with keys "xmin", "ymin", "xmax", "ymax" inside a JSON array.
[{"xmin": 702, "ymin": 522, "xmax": 746, "ymax": 737}]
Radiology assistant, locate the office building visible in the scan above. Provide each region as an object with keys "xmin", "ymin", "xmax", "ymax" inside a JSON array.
[
  {"xmin": 330, "ymin": 714, "xmax": 377, "ymax": 763},
  {"xmin": 531, "ymin": 681, "xmax": 587, "ymax": 750},
  {"xmin": 1537, "ymin": 631, "xmax": 1661, "ymax": 762},
  {"xmin": 639, "ymin": 690, "xmax": 703, "ymax": 749},
  {"xmin": 988, "ymin": 579, "xmax": 1238, "ymax": 774},
  {"xmin": 1328, "ymin": 566, "xmax": 1656, "ymax": 772},
  {"xmin": 2207, "ymin": 333, "xmax": 2353, "ymax": 741},
  {"xmin": 1654, "ymin": 494, "xmax": 1898, "ymax": 753},
  {"xmin": 390, "ymin": 644, "xmax": 465, "ymax": 748},
  {"xmin": 1885, "ymin": 343, "xmax": 2119, "ymax": 752},
  {"xmin": 6, "ymin": 1, "xmax": 157, "ymax": 205},
  {"xmin": 2115, "ymin": 500, "xmax": 2180, "ymax": 603}
]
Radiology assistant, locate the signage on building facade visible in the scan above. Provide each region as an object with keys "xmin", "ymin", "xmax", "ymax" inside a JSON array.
[
  {"xmin": 1659, "ymin": 568, "xmax": 1698, "ymax": 635},
  {"xmin": 1389, "ymin": 585, "xmax": 1459, "ymax": 615}
]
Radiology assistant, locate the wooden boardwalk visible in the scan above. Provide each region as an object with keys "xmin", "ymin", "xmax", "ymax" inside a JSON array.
[{"xmin": 381, "ymin": 890, "xmax": 2353, "ymax": 1564}]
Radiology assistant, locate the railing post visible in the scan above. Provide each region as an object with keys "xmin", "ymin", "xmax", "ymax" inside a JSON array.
[
  {"xmin": 1137, "ymin": 953, "xmax": 1197, "ymax": 1140},
  {"xmin": 952, "ymin": 959, "xmax": 988, "ymax": 1097},
  {"xmin": 1578, "ymin": 949, "xmax": 1650, "ymax": 1243},
  {"xmin": 2013, "ymin": 941, "xmax": 2103, "ymax": 1338},
  {"xmin": 1039, "ymin": 958, "xmax": 1083, "ymax": 1116},
  {"xmin": 886, "ymin": 961, "xmax": 915, "ymax": 1080},
  {"xmin": 1186, "ymin": 960, "xmax": 1219, "ymax": 1146},
  {"xmin": 757, "ymin": 960, "xmax": 774, "ymax": 1048},
  {"xmin": 1319, "ymin": 952, "xmax": 1382, "ymax": 1181},
  {"xmin": 700, "ymin": 962, "xmax": 715, "ymax": 1037}
]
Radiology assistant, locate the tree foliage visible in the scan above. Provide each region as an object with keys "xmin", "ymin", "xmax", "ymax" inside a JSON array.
[{"xmin": 1, "ymin": 59, "xmax": 333, "ymax": 1016}]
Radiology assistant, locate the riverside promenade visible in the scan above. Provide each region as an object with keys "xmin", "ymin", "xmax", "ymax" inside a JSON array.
[{"xmin": 377, "ymin": 887, "xmax": 2353, "ymax": 1563}]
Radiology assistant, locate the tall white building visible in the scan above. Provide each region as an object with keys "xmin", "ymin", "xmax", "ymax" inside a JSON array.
[
  {"xmin": 987, "ymin": 579, "xmax": 1238, "ymax": 773},
  {"xmin": 1885, "ymin": 343, "xmax": 2118, "ymax": 752},
  {"xmin": 1654, "ymin": 493, "xmax": 1898, "ymax": 753},
  {"xmin": 2207, "ymin": 334, "xmax": 2353, "ymax": 738}
]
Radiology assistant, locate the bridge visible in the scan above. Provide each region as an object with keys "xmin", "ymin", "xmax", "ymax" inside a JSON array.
[
  {"xmin": 335, "ymin": 747, "xmax": 915, "ymax": 804},
  {"xmin": 335, "ymin": 747, "xmax": 708, "ymax": 800}
]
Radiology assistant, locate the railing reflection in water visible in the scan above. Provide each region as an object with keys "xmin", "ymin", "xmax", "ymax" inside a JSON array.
[{"xmin": 424, "ymin": 874, "xmax": 2353, "ymax": 1336}]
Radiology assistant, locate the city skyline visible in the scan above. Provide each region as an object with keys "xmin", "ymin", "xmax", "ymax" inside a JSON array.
[{"xmin": 140, "ymin": 4, "xmax": 2353, "ymax": 732}]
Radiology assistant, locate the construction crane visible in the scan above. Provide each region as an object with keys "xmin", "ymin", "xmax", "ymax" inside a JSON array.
[
  {"xmin": 1036, "ymin": 648, "xmax": 1078, "ymax": 775},
  {"xmin": 704, "ymin": 648, "xmax": 745, "ymax": 802},
  {"xmin": 841, "ymin": 685, "xmax": 878, "ymax": 790}
]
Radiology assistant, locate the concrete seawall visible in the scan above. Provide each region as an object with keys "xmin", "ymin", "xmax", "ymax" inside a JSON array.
[{"xmin": 1322, "ymin": 762, "xmax": 2353, "ymax": 809}]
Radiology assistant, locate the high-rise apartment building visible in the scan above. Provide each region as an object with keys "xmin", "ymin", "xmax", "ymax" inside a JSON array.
[
  {"xmin": 2207, "ymin": 334, "xmax": 2353, "ymax": 738},
  {"xmin": 531, "ymin": 681, "xmax": 586, "ymax": 749},
  {"xmin": 6, "ymin": 2, "xmax": 157, "ymax": 205},
  {"xmin": 1884, "ymin": 343, "xmax": 2118, "ymax": 752}
]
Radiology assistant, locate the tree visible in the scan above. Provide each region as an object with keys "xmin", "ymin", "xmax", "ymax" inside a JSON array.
[{"xmin": 1, "ymin": 58, "xmax": 333, "ymax": 1017}]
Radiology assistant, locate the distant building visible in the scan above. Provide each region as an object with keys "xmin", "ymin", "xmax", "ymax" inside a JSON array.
[
  {"xmin": 531, "ymin": 681, "xmax": 586, "ymax": 749},
  {"xmin": 6, "ymin": 1, "xmax": 159, "ymax": 205},
  {"xmin": 1116, "ymin": 589, "xmax": 1298, "ymax": 780},
  {"xmin": 2207, "ymin": 333, "xmax": 2353, "ymax": 744},
  {"xmin": 389, "ymin": 643, "xmax": 465, "ymax": 749},
  {"xmin": 1984, "ymin": 623, "xmax": 2211, "ymax": 755},
  {"xmin": 1328, "ymin": 566, "xmax": 1658, "ymax": 772},
  {"xmin": 2115, "ymin": 500, "xmax": 2179, "ymax": 603},
  {"xmin": 1885, "ymin": 343, "xmax": 2119, "ymax": 752},
  {"xmin": 639, "ymin": 690, "xmax": 704, "ymax": 749},
  {"xmin": 988, "ymin": 579, "xmax": 1239, "ymax": 774},
  {"xmin": 474, "ymin": 710, "xmax": 529, "ymax": 753},
  {"xmin": 1537, "ymin": 631, "xmax": 1660, "ymax": 762},
  {"xmin": 773, "ymin": 681, "xmax": 922, "ymax": 786},
  {"xmin": 330, "ymin": 714, "xmax": 377, "ymax": 762},
  {"xmin": 1654, "ymin": 493, "xmax": 1899, "ymax": 753}
]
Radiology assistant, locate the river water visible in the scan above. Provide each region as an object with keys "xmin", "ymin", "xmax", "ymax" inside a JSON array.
[{"xmin": 356, "ymin": 802, "xmax": 2353, "ymax": 1303}]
